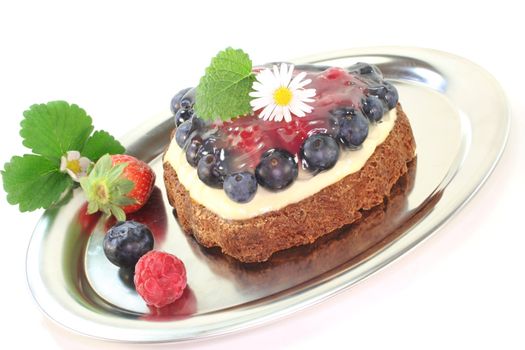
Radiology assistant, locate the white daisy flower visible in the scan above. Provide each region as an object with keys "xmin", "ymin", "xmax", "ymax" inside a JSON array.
[
  {"xmin": 250, "ymin": 63, "xmax": 316, "ymax": 122},
  {"xmin": 60, "ymin": 151, "xmax": 92, "ymax": 182}
]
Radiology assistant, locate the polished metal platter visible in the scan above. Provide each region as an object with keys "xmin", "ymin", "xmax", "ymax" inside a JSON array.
[{"xmin": 26, "ymin": 47, "xmax": 509, "ymax": 343}]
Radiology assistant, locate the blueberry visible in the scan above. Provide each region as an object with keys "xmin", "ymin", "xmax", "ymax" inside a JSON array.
[
  {"xmin": 170, "ymin": 87, "xmax": 192, "ymax": 115},
  {"xmin": 197, "ymin": 136, "xmax": 221, "ymax": 160},
  {"xmin": 338, "ymin": 111, "xmax": 369, "ymax": 148},
  {"xmin": 327, "ymin": 113, "xmax": 341, "ymax": 137},
  {"xmin": 174, "ymin": 108, "xmax": 193, "ymax": 127},
  {"xmin": 301, "ymin": 134, "xmax": 340, "ymax": 172},
  {"xmin": 367, "ymin": 84, "xmax": 388, "ymax": 98},
  {"xmin": 180, "ymin": 88, "xmax": 196, "ymax": 108},
  {"xmin": 329, "ymin": 107, "xmax": 357, "ymax": 137},
  {"xmin": 197, "ymin": 153, "xmax": 227, "ymax": 188},
  {"xmin": 191, "ymin": 115, "xmax": 206, "ymax": 131},
  {"xmin": 361, "ymin": 96, "xmax": 385, "ymax": 122},
  {"xmin": 329, "ymin": 106, "xmax": 355, "ymax": 118},
  {"xmin": 383, "ymin": 82, "xmax": 399, "ymax": 109},
  {"xmin": 224, "ymin": 172, "xmax": 258, "ymax": 203},
  {"xmin": 185, "ymin": 138, "xmax": 203, "ymax": 167},
  {"xmin": 348, "ymin": 62, "xmax": 383, "ymax": 82},
  {"xmin": 255, "ymin": 149, "xmax": 298, "ymax": 191},
  {"xmin": 348, "ymin": 62, "xmax": 373, "ymax": 74},
  {"xmin": 175, "ymin": 120, "xmax": 193, "ymax": 148},
  {"xmin": 103, "ymin": 221, "xmax": 154, "ymax": 268}
]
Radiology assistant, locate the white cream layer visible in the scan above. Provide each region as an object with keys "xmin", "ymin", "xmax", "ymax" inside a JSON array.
[{"xmin": 164, "ymin": 109, "xmax": 397, "ymax": 220}]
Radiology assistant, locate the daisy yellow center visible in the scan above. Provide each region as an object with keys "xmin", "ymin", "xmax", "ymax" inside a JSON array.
[
  {"xmin": 273, "ymin": 86, "xmax": 293, "ymax": 106},
  {"xmin": 66, "ymin": 159, "xmax": 81, "ymax": 174}
]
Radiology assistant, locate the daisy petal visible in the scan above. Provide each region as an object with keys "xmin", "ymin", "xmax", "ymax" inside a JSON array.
[
  {"xmin": 283, "ymin": 108, "xmax": 292, "ymax": 122},
  {"xmin": 250, "ymin": 63, "xmax": 316, "ymax": 123},
  {"xmin": 251, "ymin": 96, "xmax": 273, "ymax": 109},
  {"xmin": 259, "ymin": 103, "xmax": 276, "ymax": 120},
  {"xmin": 292, "ymin": 78, "xmax": 312, "ymax": 90},
  {"xmin": 269, "ymin": 106, "xmax": 281, "ymax": 121},
  {"xmin": 288, "ymin": 72, "xmax": 307, "ymax": 89},
  {"xmin": 289, "ymin": 104, "xmax": 306, "ymax": 117}
]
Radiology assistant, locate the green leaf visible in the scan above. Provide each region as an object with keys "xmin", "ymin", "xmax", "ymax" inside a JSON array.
[
  {"xmin": 110, "ymin": 205, "xmax": 126, "ymax": 222},
  {"xmin": 113, "ymin": 178, "xmax": 135, "ymax": 196},
  {"xmin": 82, "ymin": 130, "xmax": 125, "ymax": 161},
  {"xmin": 20, "ymin": 101, "xmax": 94, "ymax": 160},
  {"xmin": 1, "ymin": 155, "xmax": 73, "ymax": 212},
  {"xmin": 92, "ymin": 153, "xmax": 113, "ymax": 176},
  {"xmin": 195, "ymin": 47, "xmax": 255, "ymax": 121}
]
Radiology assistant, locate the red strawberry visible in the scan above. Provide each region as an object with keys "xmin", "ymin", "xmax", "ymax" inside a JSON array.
[
  {"xmin": 110, "ymin": 155, "xmax": 156, "ymax": 214},
  {"xmin": 79, "ymin": 154, "xmax": 156, "ymax": 221}
]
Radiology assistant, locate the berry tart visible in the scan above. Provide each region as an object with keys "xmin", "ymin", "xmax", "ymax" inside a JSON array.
[{"xmin": 163, "ymin": 48, "xmax": 416, "ymax": 263}]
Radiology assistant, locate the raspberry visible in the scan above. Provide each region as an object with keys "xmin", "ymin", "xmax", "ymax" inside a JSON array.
[
  {"xmin": 142, "ymin": 288, "xmax": 197, "ymax": 321},
  {"xmin": 134, "ymin": 251, "xmax": 187, "ymax": 308}
]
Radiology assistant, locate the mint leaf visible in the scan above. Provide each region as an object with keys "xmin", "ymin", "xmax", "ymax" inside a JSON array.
[
  {"xmin": 195, "ymin": 48, "xmax": 255, "ymax": 121},
  {"xmin": 1, "ymin": 155, "xmax": 72, "ymax": 212},
  {"xmin": 20, "ymin": 101, "xmax": 94, "ymax": 160},
  {"xmin": 82, "ymin": 130, "xmax": 125, "ymax": 161}
]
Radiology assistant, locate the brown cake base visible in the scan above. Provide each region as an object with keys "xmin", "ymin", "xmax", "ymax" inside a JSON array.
[{"xmin": 163, "ymin": 104, "xmax": 416, "ymax": 263}]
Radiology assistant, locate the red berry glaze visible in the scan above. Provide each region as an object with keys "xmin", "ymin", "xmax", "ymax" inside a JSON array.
[
  {"xmin": 134, "ymin": 251, "xmax": 187, "ymax": 308},
  {"xmin": 214, "ymin": 67, "xmax": 369, "ymax": 166}
]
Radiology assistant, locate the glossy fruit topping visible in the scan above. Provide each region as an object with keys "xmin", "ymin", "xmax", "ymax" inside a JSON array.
[
  {"xmin": 361, "ymin": 96, "xmax": 385, "ymax": 122},
  {"xmin": 174, "ymin": 108, "xmax": 193, "ymax": 127},
  {"xmin": 255, "ymin": 149, "xmax": 298, "ymax": 190},
  {"xmin": 172, "ymin": 63, "xmax": 398, "ymax": 197},
  {"xmin": 170, "ymin": 87, "xmax": 192, "ymax": 115},
  {"xmin": 223, "ymin": 172, "xmax": 258, "ymax": 203},
  {"xmin": 197, "ymin": 153, "xmax": 227, "ymax": 188},
  {"xmin": 175, "ymin": 120, "xmax": 193, "ymax": 148},
  {"xmin": 301, "ymin": 134, "xmax": 340, "ymax": 172},
  {"xmin": 383, "ymin": 81, "xmax": 399, "ymax": 109},
  {"xmin": 337, "ymin": 110, "xmax": 369, "ymax": 148},
  {"xmin": 185, "ymin": 138, "xmax": 203, "ymax": 167}
]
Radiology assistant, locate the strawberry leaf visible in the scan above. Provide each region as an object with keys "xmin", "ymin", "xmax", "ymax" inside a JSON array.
[
  {"xmin": 1, "ymin": 155, "xmax": 73, "ymax": 212},
  {"xmin": 20, "ymin": 101, "xmax": 94, "ymax": 160},
  {"xmin": 82, "ymin": 130, "xmax": 125, "ymax": 162}
]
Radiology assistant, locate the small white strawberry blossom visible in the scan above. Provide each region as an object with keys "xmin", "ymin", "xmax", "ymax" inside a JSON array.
[
  {"xmin": 249, "ymin": 63, "xmax": 316, "ymax": 122},
  {"xmin": 60, "ymin": 151, "xmax": 92, "ymax": 182}
]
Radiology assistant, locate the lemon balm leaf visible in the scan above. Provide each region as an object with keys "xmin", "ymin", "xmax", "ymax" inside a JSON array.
[
  {"xmin": 195, "ymin": 48, "xmax": 255, "ymax": 121},
  {"xmin": 20, "ymin": 101, "xmax": 94, "ymax": 160},
  {"xmin": 1, "ymin": 154, "xmax": 72, "ymax": 212}
]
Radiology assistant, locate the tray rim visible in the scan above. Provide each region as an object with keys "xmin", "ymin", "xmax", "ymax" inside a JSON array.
[{"xmin": 25, "ymin": 46, "xmax": 510, "ymax": 343}]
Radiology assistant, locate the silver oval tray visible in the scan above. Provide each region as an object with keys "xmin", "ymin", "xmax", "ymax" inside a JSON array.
[{"xmin": 26, "ymin": 47, "xmax": 509, "ymax": 343}]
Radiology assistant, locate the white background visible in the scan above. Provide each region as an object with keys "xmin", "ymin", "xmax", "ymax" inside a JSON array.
[{"xmin": 1, "ymin": 1, "xmax": 524, "ymax": 349}]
